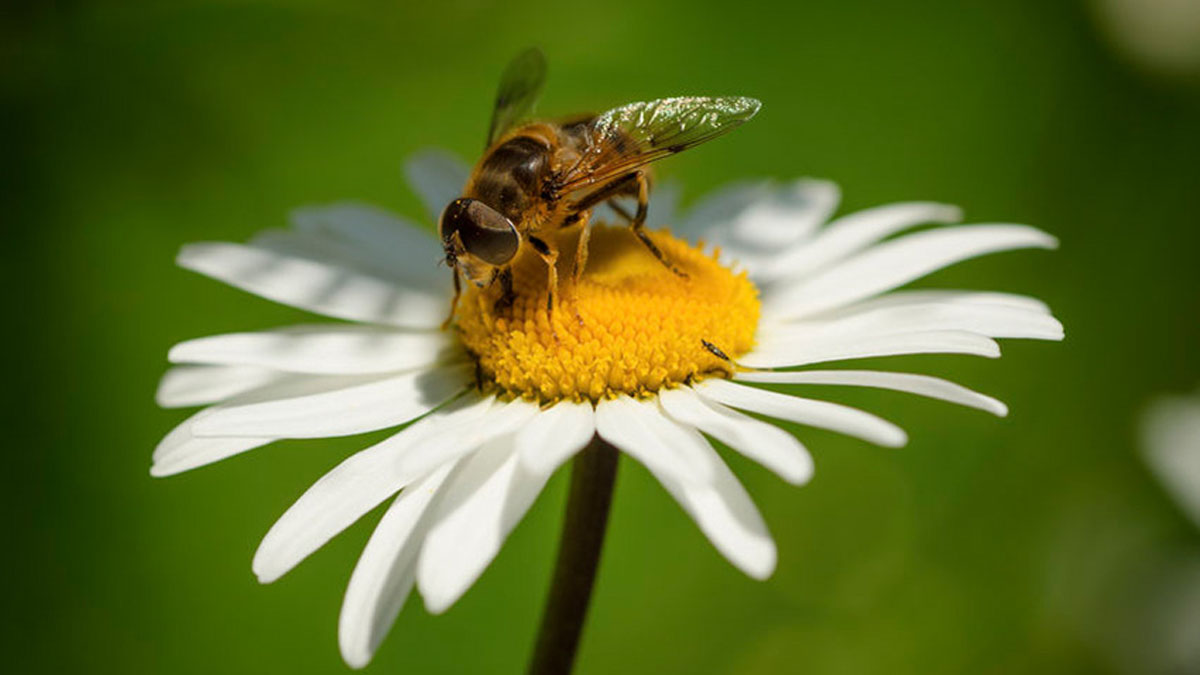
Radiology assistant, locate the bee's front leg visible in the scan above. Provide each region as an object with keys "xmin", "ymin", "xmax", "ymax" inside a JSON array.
[
  {"xmin": 566, "ymin": 211, "xmax": 593, "ymax": 286},
  {"xmin": 569, "ymin": 216, "xmax": 592, "ymax": 328},
  {"xmin": 527, "ymin": 236, "xmax": 561, "ymax": 339},
  {"xmin": 492, "ymin": 267, "xmax": 515, "ymax": 315}
]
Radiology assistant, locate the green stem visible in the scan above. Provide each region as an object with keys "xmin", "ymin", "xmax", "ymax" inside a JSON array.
[{"xmin": 527, "ymin": 436, "xmax": 619, "ymax": 675}]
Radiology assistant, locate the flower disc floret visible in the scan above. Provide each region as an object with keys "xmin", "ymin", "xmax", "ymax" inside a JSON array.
[{"xmin": 454, "ymin": 225, "xmax": 760, "ymax": 402}]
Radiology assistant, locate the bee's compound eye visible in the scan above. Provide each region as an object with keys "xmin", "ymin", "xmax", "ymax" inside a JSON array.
[{"xmin": 439, "ymin": 198, "xmax": 519, "ymax": 265}]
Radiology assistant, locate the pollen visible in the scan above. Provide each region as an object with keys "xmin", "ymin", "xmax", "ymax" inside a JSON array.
[{"xmin": 454, "ymin": 224, "xmax": 760, "ymax": 403}]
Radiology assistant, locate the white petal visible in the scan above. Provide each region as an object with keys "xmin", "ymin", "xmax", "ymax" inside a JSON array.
[
  {"xmin": 658, "ymin": 387, "xmax": 813, "ymax": 485},
  {"xmin": 765, "ymin": 302, "xmax": 1064, "ymax": 342},
  {"xmin": 762, "ymin": 202, "xmax": 961, "ymax": 280},
  {"xmin": 807, "ymin": 289, "xmax": 1052, "ymax": 318},
  {"xmin": 289, "ymin": 202, "xmax": 446, "ymax": 289},
  {"xmin": 248, "ymin": 229, "xmax": 411, "ymax": 288},
  {"xmin": 168, "ymin": 325, "xmax": 456, "ymax": 375},
  {"xmin": 177, "ymin": 242, "xmax": 446, "ymax": 329},
  {"xmin": 637, "ymin": 434, "xmax": 776, "ymax": 579},
  {"xmin": 249, "ymin": 228, "xmax": 445, "ymax": 296},
  {"xmin": 405, "ymin": 150, "xmax": 471, "ymax": 224},
  {"xmin": 734, "ymin": 369, "xmax": 1008, "ymax": 416},
  {"xmin": 763, "ymin": 224, "xmax": 1058, "ymax": 320},
  {"xmin": 694, "ymin": 379, "xmax": 908, "ymax": 448},
  {"xmin": 741, "ymin": 329, "xmax": 1001, "ymax": 369},
  {"xmin": 393, "ymin": 397, "xmax": 542, "ymax": 479},
  {"xmin": 192, "ymin": 364, "xmax": 468, "ymax": 439},
  {"xmin": 675, "ymin": 180, "xmax": 840, "ymax": 272},
  {"xmin": 594, "ymin": 395, "xmax": 717, "ymax": 484},
  {"xmin": 417, "ymin": 436, "xmax": 550, "ymax": 613},
  {"xmin": 156, "ymin": 364, "xmax": 286, "ymax": 408},
  {"xmin": 253, "ymin": 394, "xmax": 494, "ymax": 584},
  {"xmin": 338, "ymin": 462, "xmax": 457, "ymax": 669},
  {"xmin": 674, "ymin": 180, "xmax": 775, "ymax": 242},
  {"xmin": 728, "ymin": 179, "xmax": 840, "ymax": 249},
  {"xmin": 151, "ymin": 410, "xmax": 274, "ymax": 476},
  {"xmin": 515, "ymin": 400, "xmax": 596, "ymax": 478}
]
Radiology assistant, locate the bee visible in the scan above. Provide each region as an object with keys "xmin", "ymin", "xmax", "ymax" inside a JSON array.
[{"xmin": 439, "ymin": 48, "xmax": 760, "ymax": 321}]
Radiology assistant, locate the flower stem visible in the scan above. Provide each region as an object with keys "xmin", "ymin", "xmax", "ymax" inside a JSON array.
[{"xmin": 528, "ymin": 436, "xmax": 619, "ymax": 675}]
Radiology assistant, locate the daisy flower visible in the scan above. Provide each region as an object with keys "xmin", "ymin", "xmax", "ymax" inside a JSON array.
[{"xmin": 153, "ymin": 150, "xmax": 1062, "ymax": 668}]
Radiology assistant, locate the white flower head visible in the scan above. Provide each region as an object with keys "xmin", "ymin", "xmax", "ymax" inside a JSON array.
[{"xmin": 154, "ymin": 149, "xmax": 1062, "ymax": 667}]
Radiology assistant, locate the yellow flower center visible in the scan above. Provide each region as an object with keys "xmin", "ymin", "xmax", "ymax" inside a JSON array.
[{"xmin": 454, "ymin": 225, "xmax": 760, "ymax": 403}]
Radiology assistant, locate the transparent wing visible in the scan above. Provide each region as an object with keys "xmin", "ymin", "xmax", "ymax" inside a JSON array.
[
  {"xmin": 486, "ymin": 47, "xmax": 548, "ymax": 146},
  {"xmin": 556, "ymin": 96, "xmax": 761, "ymax": 193}
]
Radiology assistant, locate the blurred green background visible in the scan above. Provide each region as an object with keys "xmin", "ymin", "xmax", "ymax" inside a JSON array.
[{"xmin": 6, "ymin": 1, "xmax": 1200, "ymax": 673}]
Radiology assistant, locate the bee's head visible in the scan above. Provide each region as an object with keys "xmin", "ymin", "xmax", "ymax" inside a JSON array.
[{"xmin": 438, "ymin": 198, "xmax": 520, "ymax": 284}]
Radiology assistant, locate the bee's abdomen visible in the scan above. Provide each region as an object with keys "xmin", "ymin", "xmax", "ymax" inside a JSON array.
[{"xmin": 471, "ymin": 135, "xmax": 551, "ymax": 220}]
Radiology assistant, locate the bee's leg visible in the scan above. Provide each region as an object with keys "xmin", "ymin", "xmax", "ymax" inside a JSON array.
[
  {"xmin": 527, "ymin": 236, "xmax": 559, "ymax": 311},
  {"xmin": 572, "ymin": 171, "xmax": 638, "ymax": 207},
  {"xmin": 571, "ymin": 214, "xmax": 593, "ymax": 284},
  {"xmin": 571, "ymin": 171, "xmax": 685, "ymax": 277},
  {"xmin": 492, "ymin": 267, "xmax": 515, "ymax": 315},
  {"xmin": 626, "ymin": 171, "xmax": 686, "ymax": 278},
  {"xmin": 607, "ymin": 200, "xmax": 634, "ymax": 222},
  {"xmin": 442, "ymin": 270, "xmax": 461, "ymax": 330},
  {"xmin": 550, "ymin": 211, "xmax": 591, "ymax": 327},
  {"xmin": 569, "ymin": 217, "xmax": 591, "ymax": 327},
  {"xmin": 527, "ymin": 236, "xmax": 561, "ymax": 338}
]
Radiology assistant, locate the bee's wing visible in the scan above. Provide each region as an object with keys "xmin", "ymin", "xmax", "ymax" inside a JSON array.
[
  {"xmin": 555, "ymin": 96, "xmax": 761, "ymax": 193},
  {"xmin": 486, "ymin": 47, "xmax": 548, "ymax": 146}
]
